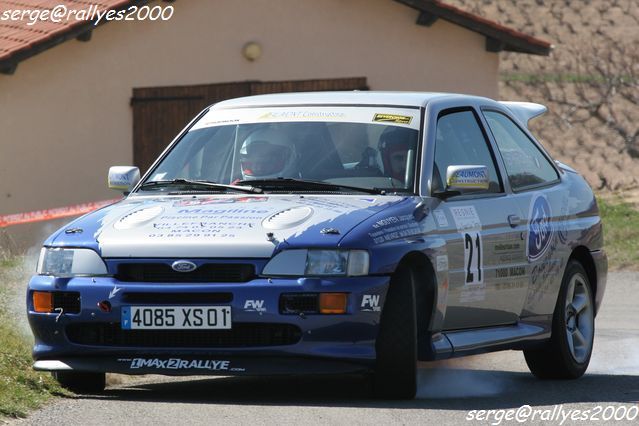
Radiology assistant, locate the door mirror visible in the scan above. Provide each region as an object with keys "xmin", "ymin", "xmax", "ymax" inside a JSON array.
[
  {"xmin": 108, "ymin": 166, "xmax": 140, "ymax": 193},
  {"xmin": 446, "ymin": 165, "xmax": 489, "ymax": 192}
]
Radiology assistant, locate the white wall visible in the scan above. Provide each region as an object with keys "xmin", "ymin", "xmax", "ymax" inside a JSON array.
[{"xmin": 0, "ymin": 0, "xmax": 499, "ymax": 215}]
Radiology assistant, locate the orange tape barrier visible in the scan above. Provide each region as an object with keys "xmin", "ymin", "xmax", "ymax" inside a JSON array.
[{"xmin": 0, "ymin": 199, "xmax": 121, "ymax": 228}]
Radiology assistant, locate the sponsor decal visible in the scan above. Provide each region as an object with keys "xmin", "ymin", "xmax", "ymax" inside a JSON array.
[
  {"xmin": 192, "ymin": 107, "xmax": 420, "ymax": 131},
  {"xmin": 495, "ymin": 266, "xmax": 526, "ymax": 278},
  {"xmin": 527, "ymin": 194, "xmax": 554, "ymax": 261},
  {"xmin": 436, "ymin": 255, "xmax": 449, "ymax": 272},
  {"xmin": 372, "ymin": 113, "xmax": 412, "ymax": 125},
  {"xmin": 244, "ymin": 299, "xmax": 266, "ymax": 313},
  {"xmin": 361, "ymin": 294, "xmax": 381, "ymax": 312},
  {"xmin": 109, "ymin": 173, "xmax": 132, "ymax": 188},
  {"xmin": 258, "ymin": 111, "xmax": 346, "ymax": 120},
  {"xmin": 492, "ymin": 240, "xmax": 525, "ymax": 262},
  {"xmin": 495, "ymin": 279, "xmax": 527, "ymax": 291},
  {"xmin": 460, "ymin": 284, "xmax": 486, "ymax": 303},
  {"xmin": 176, "ymin": 208, "xmax": 269, "ymax": 215},
  {"xmin": 200, "ymin": 119, "xmax": 240, "ymax": 126},
  {"xmin": 494, "ymin": 242, "xmax": 521, "ymax": 252},
  {"xmin": 124, "ymin": 358, "xmax": 239, "ymax": 371},
  {"xmin": 447, "ymin": 168, "xmax": 489, "ymax": 189},
  {"xmin": 368, "ymin": 214, "xmax": 422, "ymax": 244},
  {"xmin": 173, "ymin": 196, "xmax": 268, "ymax": 207},
  {"xmin": 433, "ymin": 210, "xmax": 449, "ymax": 228}
]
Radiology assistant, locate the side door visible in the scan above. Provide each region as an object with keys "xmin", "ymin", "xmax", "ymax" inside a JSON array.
[
  {"xmin": 481, "ymin": 109, "xmax": 565, "ymax": 318},
  {"xmin": 430, "ymin": 108, "xmax": 529, "ymax": 330}
]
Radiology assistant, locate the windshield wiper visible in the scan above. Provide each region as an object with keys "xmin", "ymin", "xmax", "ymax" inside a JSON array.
[
  {"xmin": 139, "ymin": 179, "xmax": 262, "ymax": 194},
  {"xmin": 236, "ymin": 178, "xmax": 386, "ymax": 195}
]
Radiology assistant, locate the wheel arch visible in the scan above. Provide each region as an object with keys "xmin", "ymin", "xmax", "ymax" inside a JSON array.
[
  {"xmin": 568, "ymin": 246, "xmax": 598, "ymax": 314},
  {"xmin": 395, "ymin": 251, "xmax": 438, "ymax": 349}
]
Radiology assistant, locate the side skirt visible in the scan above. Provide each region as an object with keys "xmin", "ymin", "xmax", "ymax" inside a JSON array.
[{"xmin": 419, "ymin": 322, "xmax": 550, "ymax": 361}]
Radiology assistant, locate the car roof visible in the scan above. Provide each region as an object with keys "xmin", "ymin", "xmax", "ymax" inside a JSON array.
[
  {"xmin": 212, "ymin": 91, "xmax": 491, "ymax": 110},
  {"xmin": 210, "ymin": 91, "xmax": 547, "ymax": 129}
]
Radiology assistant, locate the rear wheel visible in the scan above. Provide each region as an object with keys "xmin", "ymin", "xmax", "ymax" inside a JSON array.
[
  {"xmin": 524, "ymin": 260, "xmax": 595, "ymax": 379},
  {"xmin": 373, "ymin": 265, "xmax": 417, "ymax": 399},
  {"xmin": 52, "ymin": 371, "xmax": 106, "ymax": 393}
]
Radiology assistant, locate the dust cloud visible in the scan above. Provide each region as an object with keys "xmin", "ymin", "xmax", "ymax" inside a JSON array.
[{"xmin": 416, "ymin": 358, "xmax": 510, "ymax": 399}]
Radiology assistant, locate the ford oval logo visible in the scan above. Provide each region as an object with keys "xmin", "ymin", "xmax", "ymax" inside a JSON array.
[
  {"xmin": 527, "ymin": 195, "xmax": 554, "ymax": 261},
  {"xmin": 171, "ymin": 260, "xmax": 198, "ymax": 273}
]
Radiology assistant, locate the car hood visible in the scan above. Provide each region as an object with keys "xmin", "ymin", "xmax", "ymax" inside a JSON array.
[{"xmin": 53, "ymin": 194, "xmax": 405, "ymax": 258}]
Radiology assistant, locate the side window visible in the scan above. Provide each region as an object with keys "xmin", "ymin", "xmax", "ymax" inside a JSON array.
[
  {"xmin": 432, "ymin": 109, "xmax": 502, "ymax": 195},
  {"xmin": 483, "ymin": 111, "xmax": 559, "ymax": 191}
]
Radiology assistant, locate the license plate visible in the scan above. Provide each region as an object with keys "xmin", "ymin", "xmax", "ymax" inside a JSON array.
[{"xmin": 121, "ymin": 306, "xmax": 232, "ymax": 330}]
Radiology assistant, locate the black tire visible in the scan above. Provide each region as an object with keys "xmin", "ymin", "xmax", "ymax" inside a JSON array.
[
  {"xmin": 524, "ymin": 260, "xmax": 595, "ymax": 379},
  {"xmin": 373, "ymin": 265, "xmax": 417, "ymax": 399},
  {"xmin": 53, "ymin": 371, "xmax": 106, "ymax": 393}
]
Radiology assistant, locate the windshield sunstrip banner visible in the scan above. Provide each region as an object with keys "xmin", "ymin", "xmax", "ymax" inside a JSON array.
[{"xmin": 191, "ymin": 107, "xmax": 421, "ymax": 131}]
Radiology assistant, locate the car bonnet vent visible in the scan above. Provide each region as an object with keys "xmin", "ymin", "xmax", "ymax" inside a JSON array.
[
  {"xmin": 262, "ymin": 207, "xmax": 313, "ymax": 230},
  {"xmin": 114, "ymin": 206, "xmax": 164, "ymax": 230}
]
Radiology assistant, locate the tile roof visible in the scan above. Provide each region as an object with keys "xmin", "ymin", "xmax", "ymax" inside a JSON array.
[
  {"xmin": 0, "ymin": 0, "xmax": 138, "ymax": 72},
  {"xmin": 0, "ymin": 0, "xmax": 551, "ymax": 75},
  {"xmin": 395, "ymin": 0, "xmax": 552, "ymax": 55}
]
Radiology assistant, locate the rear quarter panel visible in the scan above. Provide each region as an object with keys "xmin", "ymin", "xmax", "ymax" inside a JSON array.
[{"xmin": 512, "ymin": 168, "xmax": 603, "ymax": 319}]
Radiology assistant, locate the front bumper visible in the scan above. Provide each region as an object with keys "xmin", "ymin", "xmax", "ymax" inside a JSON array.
[{"xmin": 27, "ymin": 274, "xmax": 390, "ymax": 375}]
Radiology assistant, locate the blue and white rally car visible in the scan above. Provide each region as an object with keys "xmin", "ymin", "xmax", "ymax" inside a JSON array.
[{"xmin": 28, "ymin": 92, "xmax": 607, "ymax": 398}]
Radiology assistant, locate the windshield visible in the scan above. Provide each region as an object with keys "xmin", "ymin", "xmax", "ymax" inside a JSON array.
[{"xmin": 141, "ymin": 106, "xmax": 420, "ymax": 193}]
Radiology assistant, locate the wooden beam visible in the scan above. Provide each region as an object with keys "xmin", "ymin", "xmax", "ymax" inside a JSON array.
[
  {"xmin": 76, "ymin": 30, "xmax": 92, "ymax": 42},
  {"xmin": 394, "ymin": 0, "xmax": 551, "ymax": 56},
  {"xmin": 0, "ymin": 63, "xmax": 17, "ymax": 75},
  {"xmin": 485, "ymin": 37, "xmax": 505, "ymax": 53},
  {"xmin": 416, "ymin": 11, "xmax": 438, "ymax": 27}
]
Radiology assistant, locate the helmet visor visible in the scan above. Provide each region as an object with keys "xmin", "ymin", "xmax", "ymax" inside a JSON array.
[{"xmin": 240, "ymin": 140, "xmax": 291, "ymax": 177}]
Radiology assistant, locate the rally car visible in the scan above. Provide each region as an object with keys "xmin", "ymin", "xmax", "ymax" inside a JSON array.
[{"xmin": 27, "ymin": 92, "xmax": 607, "ymax": 399}]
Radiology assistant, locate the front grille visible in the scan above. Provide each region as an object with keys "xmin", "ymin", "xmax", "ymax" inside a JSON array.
[
  {"xmin": 53, "ymin": 292, "xmax": 81, "ymax": 314},
  {"xmin": 121, "ymin": 292, "xmax": 232, "ymax": 305},
  {"xmin": 116, "ymin": 263, "xmax": 256, "ymax": 283},
  {"xmin": 66, "ymin": 322, "xmax": 302, "ymax": 347},
  {"xmin": 280, "ymin": 293, "xmax": 319, "ymax": 314}
]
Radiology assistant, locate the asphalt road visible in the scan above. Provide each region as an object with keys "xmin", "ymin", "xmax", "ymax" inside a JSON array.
[{"xmin": 13, "ymin": 272, "xmax": 639, "ymax": 425}]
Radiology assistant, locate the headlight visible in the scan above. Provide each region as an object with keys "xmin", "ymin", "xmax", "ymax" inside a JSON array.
[
  {"xmin": 37, "ymin": 247, "xmax": 108, "ymax": 277},
  {"xmin": 262, "ymin": 249, "xmax": 369, "ymax": 277}
]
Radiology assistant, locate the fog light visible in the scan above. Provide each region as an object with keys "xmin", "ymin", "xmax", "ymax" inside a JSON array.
[
  {"xmin": 33, "ymin": 291, "xmax": 53, "ymax": 313},
  {"xmin": 97, "ymin": 300, "xmax": 112, "ymax": 313},
  {"xmin": 319, "ymin": 293, "xmax": 348, "ymax": 314}
]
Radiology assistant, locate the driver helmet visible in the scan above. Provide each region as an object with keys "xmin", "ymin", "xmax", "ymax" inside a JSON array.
[
  {"xmin": 239, "ymin": 127, "xmax": 299, "ymax": 180},
  {"xmin": 378, "ymin": 127, "xmax": 417, "ymax": 182}
]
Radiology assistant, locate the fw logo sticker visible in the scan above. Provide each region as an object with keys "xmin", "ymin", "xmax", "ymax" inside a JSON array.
[
  {"xmin": 244, "ymin": 300, "xmax": 266, "ymax": 313},
  {"xmin": 361, "ymin": 294, "xmax": 381, "ymax": 312}
]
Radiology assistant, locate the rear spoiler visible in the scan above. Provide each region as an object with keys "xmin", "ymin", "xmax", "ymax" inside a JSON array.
[{"xmin": 499, "ymin": 101, "xmax": 547, "ymax": 129}]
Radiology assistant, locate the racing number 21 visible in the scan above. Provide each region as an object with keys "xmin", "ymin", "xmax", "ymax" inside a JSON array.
[{"xmin": 464, "ymin": 232, "xmax": 483, "ymax": 284}]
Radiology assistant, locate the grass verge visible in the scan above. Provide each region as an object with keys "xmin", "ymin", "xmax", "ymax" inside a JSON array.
[
  {"xmin": 0, "ymin": 257, "xmax": 65, "ymax": 419},
  {"xmin": 598, "ymin": 197, "xmax": 639, "ymax": 271}
]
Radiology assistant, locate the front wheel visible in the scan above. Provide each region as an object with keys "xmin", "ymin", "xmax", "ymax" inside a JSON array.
[
  {"xmin": 524, "ymin": 260, "xmax": 595, "ymax": 379},
  {"xmin": 373, "ymin": 265, "xmax": 417, "ymax": 399},
  {"xmin": 53, "ymin": 371, "xmax": 106, "ymax": 393}
]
